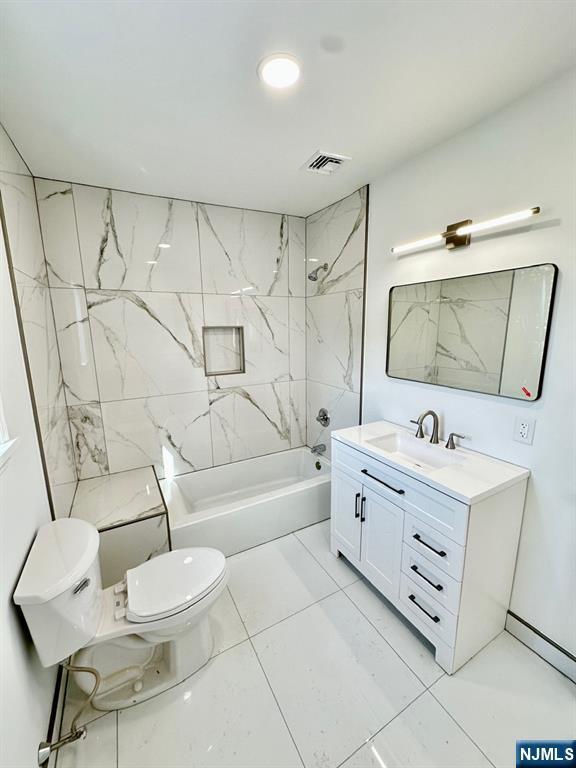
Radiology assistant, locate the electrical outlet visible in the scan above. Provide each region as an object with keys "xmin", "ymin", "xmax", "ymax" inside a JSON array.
[{"xmin": 514, "ymin": 416, "xmax": 536, "ymax": 445}]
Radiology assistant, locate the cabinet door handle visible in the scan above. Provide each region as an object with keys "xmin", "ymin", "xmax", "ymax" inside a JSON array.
[
  {"xmin": 354, "ymin": 492, "xmax": 361, "ymax": 519},
  {"xmin": 361, "ymin": 469, "xmax": 405, "ymax": 495},
  {"xmin": 360, "ymin": 496, "xmax": 366, "ymax": 522},
  {"xmin": 412, "ymin": 533, "xmax": 447, "ymax": 557},
  {"xmin": 410, "ymin": 564, "xmax": 444, "ymax": 591},
  {"xmin": 408, "ymin": 594, "xmax": 440, "ymax": 623}
]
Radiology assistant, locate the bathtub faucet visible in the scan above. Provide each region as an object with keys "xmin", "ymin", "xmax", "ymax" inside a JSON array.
[{"xmin": 311, "ymin": 444, "xmax": 326, "ymax": 456}]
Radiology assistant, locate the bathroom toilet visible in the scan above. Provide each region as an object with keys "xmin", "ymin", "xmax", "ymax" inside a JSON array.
[{"xmin": 13, "ymin": 518, "xmax": 228, "ymax": 710}]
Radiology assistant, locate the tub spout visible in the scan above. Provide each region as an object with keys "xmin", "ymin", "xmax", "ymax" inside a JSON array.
[{"xmin": 311, "ymin": 444, "xmax": 326, "ymax": 456}]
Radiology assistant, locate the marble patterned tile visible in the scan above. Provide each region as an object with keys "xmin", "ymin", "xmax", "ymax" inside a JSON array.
[
  {"xmin": 289, "ymin": 380, "xmax": 306, "ymax": 448},
  {"xmin": 391, "ymin": 281, "xmax": 441, "ymax": 304},
  {"xmin": 117, "ymin": 641, "xmax": 302, "ymax": 768},
  {"xmin": 440, "ymin": 270, "xmax": 513, "ymax": 301},
  {"xmin": 227, "ymin": 534, "xmax": 339, "ymax": 635},
  {"xmin": 307, "ymin": 289, "xmax": 363, "ymax": 392},
  {"xmin": 198, "ymin": 203, "xmax": 288, "ymax": 296},
  {"xmin": 340, "ymin": 692, "xmax": 492, "ymax": 768},
  {"xmin": 74, "ymin": 184, "xmax": 201, "ymax": 292},
  {"xmin": 306, "ymin": 380, "xmax": 360, "ymax": 457},
  {"xmin": 209, "ymin": 382, "xmax": 290, "ymax": 465},
  {"xmin": 57, "ymin": 711, "xmax": 117, "ymax": 768},
  {"xmin": 35, "ymin": 178, "xmax": 84, "ymax": 288},
  {"xmin": 68, "ymin": 403, "xmax": 109, "ymax": 479},
  {"xmin": 388, "ymin": 294, "xmax": 440, "ymax": 373},
  {"xmin": 71, "ymin": 466, "xmax": 164, "ymax": 529},
  {"xmin": 51, "ymin": 481, "xmax": 78, "ymax": 519},
  {"xmin": 0, "ymin": 172, "xmax": 47, "ymax": 283},
  {"xmin": 87, "ymin": 290, "xmax": 206, "ymax": 400},
  {"xmin": 288, "ymin": 215, "xmax": 306, "ymax": 297},
  {"xmin": 295, "ymin": 520, "xmax": 360, "ymax": 588},
  {"xmin": 14, "ymin": 273, "xmax": 63, "ymax": 410},
  {"xmin": 289, "ymin": 296, "xmax": 306, "ymax": 381},
  {"xmin": 344, "ymin": 578, "xmax": 444, "ymax": 687},
  {"xmin": 38, "ymin": 400, "xmax": 78, "ymax": 498},
  {"xmin": 252, "ymin": 591, "xmax": 424, "ymax": 768},
  {"xmin": 101, "ymin": 392, "xmax": 212, "ymax": 478},
  {"xmin": 203, "ymin": 294, "xmax": 289, "ymax": 388},
  {"xmin": 306, "ymin": 187, "xmax": 366, "ymax": 296},
  {"xmin": 434, "ymin": 368, "xmax": 501, "ymax": 394},
  {"xmin": 99, "ymin": 514, "xmax": 169, "ymax": 587},
  {"xmin": 210, "ymin": 587, "xmax": 249, "ymax": 656},
  {"xmin": 51, "ymin": 287, "xmax": 100, "ymax": 405}
]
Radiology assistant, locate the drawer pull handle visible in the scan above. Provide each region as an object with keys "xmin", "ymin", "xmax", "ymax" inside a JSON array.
[
  {"xmin": 410, "ymin": 564, "xmax": 443, "ymax": 591},
  {"xmin": 360, "ymin": 496, "xmax": 366, "ymax": 522},
  {"xmin": 412, "ymin": 533, "xmax": 446, "ymax": 557},
  {"xmin": 408, "ymin": 594, "xmax": 440, "ymax": 623},
  {"xmin": 361, "ymin": 469, "xmax": 405, "ymax": 495},
  {"xmin": 354, "ymin": 492, "xmax": 361, "ymax": 519}
]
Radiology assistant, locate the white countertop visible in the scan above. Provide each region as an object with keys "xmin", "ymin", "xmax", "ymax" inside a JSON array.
[{"xmin": 332, "ymin": 421, "xmax": 529, "ymax": 504}]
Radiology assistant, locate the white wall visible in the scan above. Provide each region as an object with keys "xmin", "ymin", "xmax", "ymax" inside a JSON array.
[
  {"xmin": 1, "ymin": 207, "xmax": 57, "ymax": 762},
  {"xmin": 363, "ymin": 70, "xmax": 576, "ymax": 656}
]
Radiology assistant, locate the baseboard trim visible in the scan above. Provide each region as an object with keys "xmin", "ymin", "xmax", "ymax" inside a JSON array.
[{"xmin": 506, "ymin": 612, "xmax": 575, "ymax": 683}]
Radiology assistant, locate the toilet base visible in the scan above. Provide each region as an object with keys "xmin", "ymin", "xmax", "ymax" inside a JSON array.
[{"xmin": 73, "ymin": 615, "xmax": 214, "ymax": 710}]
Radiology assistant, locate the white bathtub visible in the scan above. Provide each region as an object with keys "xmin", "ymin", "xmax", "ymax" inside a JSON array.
[{"xmin": 160, "ymin": 448, "xmax": 331, "ymax": 556}]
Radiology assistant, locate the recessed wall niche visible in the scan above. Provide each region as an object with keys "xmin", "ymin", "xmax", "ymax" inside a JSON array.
[{"xmin": 203, "ymin": 326, "xmax": 246, "ymax": 376}]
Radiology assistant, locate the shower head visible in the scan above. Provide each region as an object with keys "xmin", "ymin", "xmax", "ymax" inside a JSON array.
[{"xmin": 307, "ymin": 263, "xmax": 329, "ymax": 281}]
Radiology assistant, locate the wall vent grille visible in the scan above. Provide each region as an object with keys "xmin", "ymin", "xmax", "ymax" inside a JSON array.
[{"xmin": 302, "ymin": 150, "xmax": 351, "ymax": 175}]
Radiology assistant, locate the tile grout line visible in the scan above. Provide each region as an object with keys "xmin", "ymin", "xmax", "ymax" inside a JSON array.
[
  {"xmin": 226, "ymin": 588, "xmax": 307, "ymax": 768},
  {"xmin": 333, "ymin": 687, "xmax": 430, "ymax": 768},
  {"xmin": 427, "ymin": 687, "xmax": 497, "ymax": 768}
]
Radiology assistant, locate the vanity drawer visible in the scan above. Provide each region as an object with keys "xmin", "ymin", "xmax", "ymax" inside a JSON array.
[
  {"xmin": 399, "ymin": 573, "xmax": 457, "ymax": 647},
  {"xmin": 332, "ymin": 440, "xmax": 469, "ymax": 545},
  {"xmin": 401, "ymin": 543, "xmax": 462, "ymax": 614},
  {"xmin": 403, "ymin": 512, "xmax": 465, "ymax": 581}
]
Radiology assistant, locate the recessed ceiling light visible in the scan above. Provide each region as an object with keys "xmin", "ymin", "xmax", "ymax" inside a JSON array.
[{"xmin": 258, "ymin": 54, "xmax": 300, "ymax": 89}]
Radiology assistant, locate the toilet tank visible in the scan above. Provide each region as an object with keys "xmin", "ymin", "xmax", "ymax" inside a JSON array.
[{"xmin": 14, "ymin": 518, "xmax": 102, "ymax": 667}]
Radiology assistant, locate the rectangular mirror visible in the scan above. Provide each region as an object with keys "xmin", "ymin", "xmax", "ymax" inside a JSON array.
[{"xmin": 387, "ymin": 263, "xmax": 557, "ymax": 401}]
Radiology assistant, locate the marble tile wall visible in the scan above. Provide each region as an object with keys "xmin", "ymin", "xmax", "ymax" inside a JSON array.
[
  {"xmin": 305, "ymin": 189, "xmax": 367, "ymax": 457},
  {"xmin": 34, "ymin": 180, "xmax": 309, "ymax": 479},
  {"xmin": 0, "ymin": 170, "xmax": 77, "ymax": 516}
]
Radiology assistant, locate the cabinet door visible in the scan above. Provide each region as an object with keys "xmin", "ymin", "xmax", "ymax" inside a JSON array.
[
  {"xmin": 331, "ymin": 468, "xmax": 362, "ymax": 563},
  {"xmin": 360, "ymin": 487, "xmax": 403, "ymax": 602}
]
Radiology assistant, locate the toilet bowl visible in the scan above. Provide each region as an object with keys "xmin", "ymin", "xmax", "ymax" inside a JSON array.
[{"xmin": 14, "ymin": 518, "xmax": 228, "ymax": 709}]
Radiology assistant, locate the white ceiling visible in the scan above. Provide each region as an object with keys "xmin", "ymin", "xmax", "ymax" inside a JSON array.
[{"xmin": 1, "ymin": 1, "xmax": 575, "ymax": 216}]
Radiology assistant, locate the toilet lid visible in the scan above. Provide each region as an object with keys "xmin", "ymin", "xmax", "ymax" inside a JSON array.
[{"xmin": 125, "ymin": 548, "xmax": 226, "ymax": 623}]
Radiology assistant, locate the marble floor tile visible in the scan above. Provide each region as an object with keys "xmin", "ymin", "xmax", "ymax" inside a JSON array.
[
  {"xmin": 74, "ymin": 185, "xmax": 202, "ymax": 292},
  {"xmin": 57, "ymin": 711, "xmax": 117, "ymax": 768},
  {"xmin": 198, "ymin": 203, "xmax": 288, "ymax": 297},
  {"xmin": 210, "ymin": 587, "xmax": 249, "ymax": 656},
  {"xmin": 252, "ymin": 591, "xmax": 424, "ymax": 768},
  {"xmin": 71, "ymin": 467, "xmax": 164, "ymax": 529},
  {"xmin": 306, "ymin": 188, "xmax": 366, "ymax": 297},
  {"xmin": 227, "ymin": 533, "xmax": 339, "ymax": 635},
  {"xmin": 344, "ymin": 578, "xmax": 444, "ymax": 687},
  {"xmin": 340, "ymin": 691, "xmax": 492, "ymax": 768},
  {"xmin": 294, "ymin": 520, "xmax": 360, "ymax": 588},
  {"xmin": 117, "ymin": 641, "xmax": 302, "ymax": 768},
  {"xmin": 431, "ymin": 631, "xmax": 576, "ymax": 768}
]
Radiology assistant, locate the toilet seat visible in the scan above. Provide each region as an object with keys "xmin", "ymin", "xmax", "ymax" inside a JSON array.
[{"xmin": 125, "ymin": 548, "xmax": 226, "ymax": 623}]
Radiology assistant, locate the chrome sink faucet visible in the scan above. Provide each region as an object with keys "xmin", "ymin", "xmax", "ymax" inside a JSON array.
[{"xmin": 411, "ymin": 410, "xmax": 440, "ymax": 444}]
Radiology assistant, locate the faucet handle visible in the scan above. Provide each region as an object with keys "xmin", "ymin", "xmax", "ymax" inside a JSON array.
[
  {"xmin": 410, "ymin": 419, "xmax": 425, "ymax": 439},
  {"xmin": 445, "ymin": 433, "xmax": 467, "ymax": 450}
]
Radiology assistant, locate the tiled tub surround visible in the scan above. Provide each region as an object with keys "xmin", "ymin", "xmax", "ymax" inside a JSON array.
[
  {"xmin": 33, "ymin": 179, "xmax": 310, "ymax": 485},
  {"xmin": 0, "ymin": 170, "xmax": 77, "ymax": 517},
  {"xmin": 305, "ymin": 188, "xmax": 367, "ymax": 455}
]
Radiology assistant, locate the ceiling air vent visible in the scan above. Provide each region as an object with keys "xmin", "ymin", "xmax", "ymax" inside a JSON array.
[{"xmin": 302, "ymin": 150, "xmax": 351, "ymax": 175}]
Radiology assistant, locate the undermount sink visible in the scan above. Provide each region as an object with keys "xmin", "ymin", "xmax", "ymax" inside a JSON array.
[{"xmin": 366, "ymin": 430, "xmax": 460, "ymax": 471}]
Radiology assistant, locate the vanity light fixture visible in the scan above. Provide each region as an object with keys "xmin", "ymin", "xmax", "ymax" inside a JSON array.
[
  {"xmin": 391, "ymin": 206, "xmax": 540, "ymax": 255},
  {"xmin": 158, "ymin": 243, "xmax": 171, "ymax": 249},
  {"xmin": 258, "ymin": 54, "xmax": 300, "ymax": 88}
]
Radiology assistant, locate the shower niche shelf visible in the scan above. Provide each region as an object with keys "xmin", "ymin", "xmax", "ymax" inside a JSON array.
[{"xmin": 203, "ymin": 326, "xmax": 245, "ymax": 376}]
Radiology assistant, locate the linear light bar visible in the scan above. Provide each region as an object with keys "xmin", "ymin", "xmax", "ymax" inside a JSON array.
[
  {"xmin": 455, "ymin": 207, "xmax": 540, "ymax": 236},
  {"xmin": 391, "ymin": 234, "xmax": 444, "ymax": 255},
  {"xmin": 391, "ymin": 206, "xmax": 540, "ymax": 255}
]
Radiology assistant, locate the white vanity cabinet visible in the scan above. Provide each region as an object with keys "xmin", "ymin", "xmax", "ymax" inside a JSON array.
[{"xmin": 330, "ymin": 422, "xmax": 529, "ymax": 674}]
